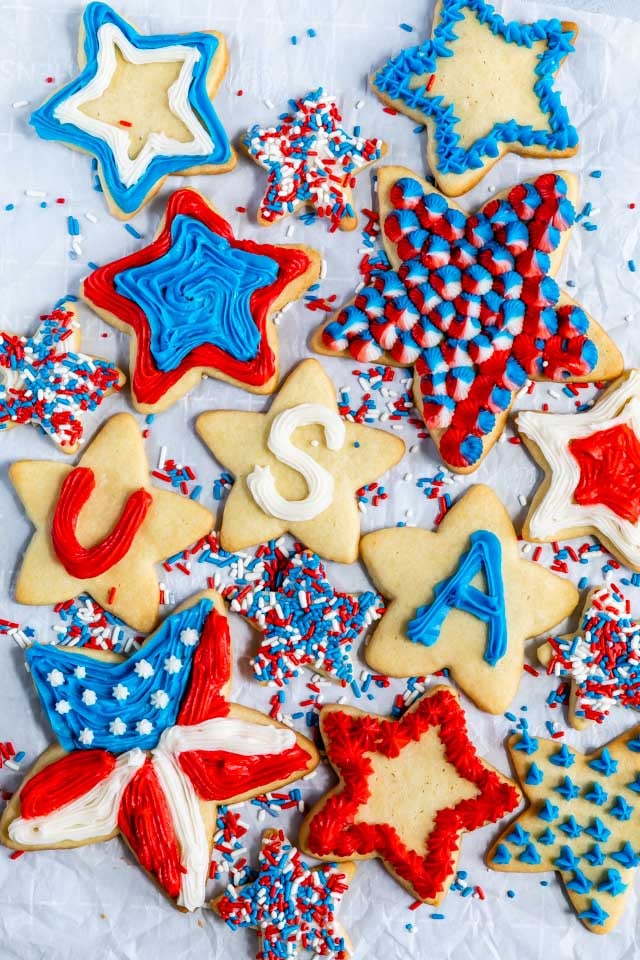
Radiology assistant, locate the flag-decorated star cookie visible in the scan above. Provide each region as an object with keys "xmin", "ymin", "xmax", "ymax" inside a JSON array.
[
  {"xmin": 241, "ymin": 87, "xmax": 386, "ymax": 233},
  {"xmin": 518, "ymin": 371, "xmax": 640, "ymax": 571},
  {"xmin": 30, "ymin": 2, "xmax": 236, "ymax": 219},
  {"xmin": 488, "ymin": 725, "xmax": 640, "ymax": 933},
  {"xmin": 299, "ymin": 685, "xmax": 520, "ymax": 903},
  {"xmin": 224, "ymin": 543, "xmax": 384, "ymax": 686},
  {"xmin": 213, "ymin": 829, "xmax": 356, "ymax": 960},
  {"xmin": 196, "ymin": 359, "xmax": 405, "ymax": 564},
  {"xmin": 0, "ymin": 301, "xmax": 123, "ymax": 452},
  {"xmin": 0, "ymin": 593, "xmax": 319, "ymax": 910},
  {"xmin": 10, "ymin": 412, "xmax": 213, "ymax": 632},
  {"xmin": 314, "ymin": 167, "xmax": 622, "ymax": 473},
  {"xmin": 538, "ymin": 584, "xmax": 640, "ymax": 729},
  {"xmin": 360, "ymin": 485, "xmax": 578, "ymax": 714},
  {"xmin": 371, "ymin": 0, "xmax": 578, "ymax": 196},
  {"xmin": 81, "ymin": 189, "xmax": 321, "ymax": 413}
]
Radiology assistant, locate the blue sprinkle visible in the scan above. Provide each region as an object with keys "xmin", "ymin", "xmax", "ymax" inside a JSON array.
[
  {"xmin": 291, "ymin": 35, "xmax": 297, "ymax": 45},
  {"xmin": 5, "ymin": 203, "xmax": 15, "ymax": 211},
  {"xmin": 431, "ymin": 913, "xmax": 445, "ymax": 920},
  {"xmin": 590, "ymin": 170, "xmax": 602, "ymax": 178},
  {"xmin": 125, "ymin": 223, "xmax": 143, "ymax": 239},
  {"xmin": 67, "ymin": 215, "xmax": 80, "ymax": 236},
  {"xmin": 399, "ymin": 22, "xmax": 414, "ymax": 31},
  {"xmin": 307, "ymin": 28, "xmax": 316, "ymax": 37},
  {"xmin": 629, "ymin": 260, "xmax": 637, "ymax": 273},
  {"xmin": 507, "ymin": 890, "xmax": 516, "ymax": 899}
]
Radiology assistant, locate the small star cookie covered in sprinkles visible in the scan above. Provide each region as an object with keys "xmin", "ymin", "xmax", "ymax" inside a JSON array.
[
  {"xmin": 224, "ymin": 542, "xmax": 384, "ymax": 686},
  {"xmin": 241, "ymin": 87, "xmax": 386, "ymax": 232},
  {"xmin": 0, "ymin": 303, "xmax": 123, "ymax": 452},
  {"xmin": 213, "ymin": 829, "xmax": 355, "ymax": 960}
]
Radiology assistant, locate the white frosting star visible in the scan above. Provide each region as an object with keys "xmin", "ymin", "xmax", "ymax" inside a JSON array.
[
  {"xmin": 55, "ymin": 699, "xmax": 71, "ymax": 715},
  {"xmin": 136, "ymin": 719, "xmax": 154, "ymax": 736},
  {"xmin": 82, "ymin": 689, "xmax": 98, "ymax": 706},
  {"xmin": 180, "ymin": 628, "xmax": 200, "ymax": 647},
  {"xmin": 164, "ymin": 655, "xmax": 183, "ymax": 675},
  {"xmin": 112, "ymin": 683, "xmax": 130, "ymax": 701},
  {"xmin": 74, "ymin": 666, "xmax": 87, "ymax": 680},
  {"xmin": 47, "ymin": 669, "xmax": 65, "ymax": 688},
  {"xmin": 150, "ymin": 690, "xmax": 170, "ymax": 710},
  {"xmin": 109, "ymin": 717, "xmax": 127, "ymax": 736},
  {"xmin": 78, "ymin": 728, "xmax": 95, "ymax": 746},
  {"xmin": 134, "ymin": 659, "xmax": 155, "ymax": 679}
]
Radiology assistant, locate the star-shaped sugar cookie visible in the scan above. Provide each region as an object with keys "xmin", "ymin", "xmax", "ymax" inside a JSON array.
[
  {"xmin": 0, "ymin": 301, "xmax": 124, "ymax": 452},
  {"xmin": 10, "ymin": 412, "xmax": 213, "ymax": 631},
  {"xmin": 299, "ymin": 685, "xmax": 521, "ymax": 903},
  {"xmin": 315, "ymin": 167, "xmax": 623, "ymax": 473},
  {"xmin": 82, "ymin": 189, "xmax": 321, "ymax": 413},
  {"xmin": 196, "ymin": 359, "xmax": 405, "ymax": 564},
  {"xmin": 488, "ymin": 725, "xmax": 640, "ymax": 933},
  {"xmin": 518, "ymin": 371, "xmax": 640, "ymax": 571},
  {"xmin": 361, "ymin": 484, "xmax": 578, "ymax": 714},
  {"xmin": 0, "ymin": 593, "xmax": 318, "ymax": 910},
  {"xmin": 371, "ymin": 0, "xmax": 578, "ymax": 196},
  {"xmin": 213, "ymin": 829, "xmax": 356, "ymax": 960},
  {"xmin": 538, "ymin": 584, "xmax": 640, "ymax": 729},
  {"xmin": 30, "ymin": 2, "xmax": 236, "ymax": 218},
  {"xmin": 241, "ymin": 87, "xmax": 386, "ymax": 232}
]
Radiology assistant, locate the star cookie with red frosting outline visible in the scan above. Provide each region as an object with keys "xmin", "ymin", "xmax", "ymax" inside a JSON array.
[
  {"xmin": 299, "ymin": 685, "xmax": 521, "ymax": 903},
  {"xmin": 81, "ymin": 188, "xmax": 321, "ymax": 413},
  {"xmin": 517, "ymin": 370, "xmax": 640, "ymax": 571}
]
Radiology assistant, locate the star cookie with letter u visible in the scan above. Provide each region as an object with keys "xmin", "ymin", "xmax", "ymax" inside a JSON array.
[
  {"xmin": 299, "ymin": 685, "xmax": 521, "ymax": 903},
  {"xmin": 371, "ymin": 0, "xmax": 579, "ymax": 196},
  {"xmin": 196, "ymin": 359, "xmax": 405, "ymax": 564},
  {"xmin": 360, "ymin": 484, "xmax": 578, "ymax": 714},
  {"xmin": 314, "ymin": 166, "xmax": 622, "ymax": 473},
  {"xmin": 30, "ymin": 2, "xmax": 236, "ymax": 218},
  {"xmin": 517, "ymin": 371, "xmax": 640, "ymax": 571},
  {"xmin": 82, "ymin": 189, "xmax": 321, "ymax": 413},
  {"xmin": 488, "ymin": 724, "xmax": 640, "ymax": 933},
  {"xmin": 10, "ymin": 412, "xmax": 213, "ymax": 631},
  {"xmin": 0, "ymin": 592, "xmax": 319, "ymax": 911}
]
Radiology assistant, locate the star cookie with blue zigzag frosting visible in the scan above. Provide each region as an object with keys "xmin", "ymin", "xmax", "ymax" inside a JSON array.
[
  {"xmin": 30, "ymin": 2, "xmax": 236, "ymax": 219},
  {"xmin": 314, "ymin": 166, "xmax": 622, "ymax": 473},
  {"xmin": 82, "ymin": 189, "xmax": 321, "ymax": 412},
  {"xmin": 371, "ymin": 0, "xmax": 579, "ymax": 195},
  {"xmin": 488, "ymin": 724, "xmax": 640, "ymax": 933},
  {"xmin": 0, "ymin": 592, "xmax": 319, "ymax": 911}
]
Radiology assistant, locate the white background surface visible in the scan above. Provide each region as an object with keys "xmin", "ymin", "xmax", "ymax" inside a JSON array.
[{"xmin": 1, "ymin": 1, "xmax": 640, "ymax": 958}]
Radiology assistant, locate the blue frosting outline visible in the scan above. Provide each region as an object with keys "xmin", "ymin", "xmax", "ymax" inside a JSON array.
[
  {"xmin": 30, "ymin": 2, "xmax": 232, "ymax": 214},
  {"xmin": 27, "ymin": 597, "xmax": 214, "ymax": 753},
  {"xmin": 407, "ymin": 529, "xmax": 507, "ymax": 667},
  {"xmin": 113, "ymin": 214, "xmax": 277, "ymax": 372},
  {"xmin": 372, "ymin": 0, "xmax": 578, "ymax": 177}
]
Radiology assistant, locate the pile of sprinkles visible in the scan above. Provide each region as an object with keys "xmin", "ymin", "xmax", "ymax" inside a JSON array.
[
  {"xmin": 210, "ymin": 806, "xmax": 253, "ymax": 886},
  {"xmin": 216, "ymin": 829, "xmax": 352, "ymax": 960},
  {"xmin": 545, "ymin": 584, "xmax": 640, "ymax": 723},
  {"xmin": 0, "ymin": 306, "xmax": 120, "ymax": 449},
  {"xmin": 2, "ymin": 595, "xmax": 135, "ymax": 654}
]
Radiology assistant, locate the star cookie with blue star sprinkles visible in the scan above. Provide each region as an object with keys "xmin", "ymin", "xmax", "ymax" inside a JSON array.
[
  {"xmin": 196, "ymin": 359, "xmax": 405, "ymax": 564},
  {"xmin": 371, "ymin": 0, "xmax": 579, "ymax": 196},
  {"xmin": 9, "ymin": 412, "xmax": 214, "ymax": 632},
  {"xmin": 30, "ymin": 2, "xmax": 236, "ymax": 219},
  {"xmin": 241, "ymin": 87, "xmax": 386, "ymax": 233},
  {"xmin": 299, "ymin": 685, "xmax": 521, "ymax": 903},
  {"xmin": 0, "ymin": 592, "xmax": 319, "ymax": 911},
  {"xmin": 360, "ymin": 484, "xmax": 578, "ymax": 714},
  {"xmin": 488, "ymin": 724, "xmax": 640, "ymax": 933},
  {"xmin": 224, "ymin": 542, "xmax": 384, "ymax": 686},
  {"xmin": 213, "ymin": 829, "xmax": 356, "ymax": 960},
  {"xmin": 314, "ymin": 166, "xmax": 623, "ymax": 473},
  {"xmin": 518, "ymin": 370, "xmax": 640, "ymax": 571},
  {"xmin": 81, "ymin": 189, "xmax": 322, "ymax": 412},
  {"xmin": 0, "ymin": 301, "xmax": 124, "ymax": 452}
]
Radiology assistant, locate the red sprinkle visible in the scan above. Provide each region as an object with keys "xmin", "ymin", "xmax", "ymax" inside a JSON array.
[{"xmin": 523, "ymin": 663, "xmax": 540, "ymax": 677}]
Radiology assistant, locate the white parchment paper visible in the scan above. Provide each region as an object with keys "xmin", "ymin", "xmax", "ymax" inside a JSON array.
[{"xmin": 1, "ymin": 1, "xmax": 640, "ymax": 957}]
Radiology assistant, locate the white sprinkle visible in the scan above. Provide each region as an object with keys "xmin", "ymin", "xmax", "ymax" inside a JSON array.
[
  {"xmin": 355, "ymin": 100, "xmax": 365, "ymax": 109},
  {"xmin": 12, "ymin": 100, "xmax": 29, "ymax": 109},
  {"xmin": 320, "ymin": 259, "xmax": 327, "ymax": 280},
  {"xmin": 85, "ymin": 211, "xmax": 98, "ymax": 223},
  {"xmin": 263, "ymin": 99, "xmax": 274, "ymax": 110},
  {"xmin": 518, "ymin": 494, "xmax": 527, "ymax": 507},
  {"xmin": 25, "ymin": 189, "xmax": 46, "ymax": 198},
  {"xmin": 286, "ymin": 224, "xmax": 295, "ymax": 238}
]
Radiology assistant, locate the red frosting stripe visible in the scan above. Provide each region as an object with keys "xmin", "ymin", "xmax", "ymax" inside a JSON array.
[
  {"xmin": 118, "ymin": 757, "xmax": 183, "ymax": 902},
  {"xmin": 177, "ymin": 608, "xmax": 231, "ymax": 726},
  {"xmin": 82, "ymin": 189, "xmax": 314, "ymax": 405},
  {"xmin": 51, "ymin": 466, "xmax": 152, "ymax": 578},
  {"xmin": 305, "ymin": 688, "xmax": 520, "ymax": 902},
  {"xmin": 20, "ymin": 749, "xmax": 117, "ymax": 820},
  {"xmin": 179, "ymin": 742, "xmax": 314, "ymax": 803},
  {"xmin": 570, "ymin": 423, "xmax": 640, "ymax": 524}
]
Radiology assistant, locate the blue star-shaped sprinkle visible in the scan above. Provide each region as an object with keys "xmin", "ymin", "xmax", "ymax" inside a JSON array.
[
  {"xmin": 372, "ymin": 0, "xmax": 577, "ymax": 192},
  {"xmin": 584, "ymin": 782, "xmax": 608, "ymax": 806},
  {"xmin": 525, "ymin": 762, "xmax": 544, "ymax": 785},
  {"xmin": 493, "ymin": 843, "xmax": 512, "ymax": 865},
  {"xmin": 549, "ymin": 744, "xmax": 575, "ymax": 768},
  {"xmin": 584, "ymin": 845, "xmax": 605, "ymax": 867},
  {"xmin": 559, "ymin": 815, "xmax": 583, "ymax": 840},
  {"xmin": 566, "ymin": 869, "xmax": 592, "ymax": 895},
  {"xmin": 609, "ymin": 795, "xmax": 634, "ymax": 821},
  {"xmin": 584, "ymin": 818, "xmax": 611, "ymax": 843},
  {"xmin": 589, "ymin": 747, "xmax": 619, "ymax": 777},
  {"xmin": 554, "ymin": 846, "xmax": 580, "ymax": 872},
  {"xmin": 538, "ymin": 828, "xmax": 556, "ymax": 846},
  {"xmin": 506, "ymin": 824, "xmax": 530, "ymax": 847},
  {"xmin": 513, "ymin": 732, "xmax": 539, "ymax": 756},
  {"xmin": 555, "ymin": 776, "xmax": 580, "ymax": 801},
  {"xmin": 611, "ymin": 842, "xmax": 640, "ymax": 869},
  {"xmin": 597, "ymin": 869, "xmax": 628, "ymax": 898},
  {"xmin": 538, "ymin": 799, "xmax": 559, "ymax": 823},
  {"xmin": 577, "ymin": 900, "xmax": 609, "ymax": 928},
  {"xmin": 519, "ymin": 843, "xmax": 541, "ymax": 866},
  {"xmin": 30, "ymin": 3, "xmax": 233, "ymax": 216}
]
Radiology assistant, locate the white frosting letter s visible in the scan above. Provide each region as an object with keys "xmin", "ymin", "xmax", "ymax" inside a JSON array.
[{"xmin": 246, "ymin": 403, "xmax": 345, "ymax": 522}]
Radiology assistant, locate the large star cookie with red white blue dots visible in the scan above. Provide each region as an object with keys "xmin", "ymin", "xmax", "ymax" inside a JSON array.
[
  {"xmin": 313, "ymin": 167, "xmax": 622, "ymax": 474},
  {"xmin": 9, "ymin": 412, "xmax": 213, "ymax": 632},
  {"xmin": 81, "ymin": 189, "xmax": 321, "ymax": 413},
  {"xmin": 299, "ymin": 685, "xmax": 521, "ymax": 903},
  {"xmin": 488, "ymin": 724, "xmax": 640, "ymax": 933},
  {"xmin": 241, "ymin": 87, "xmax": 386, "ymax": 233},
  {"xmin": 538, "ymin": 584, "xmax": 640, "ymax": 729},
  {"xmin": 213, "ymin": 829, "xmax": 356, "ymax": 960},
  {"xmin": 371, "ymin": 0, "xmax": 578, "ymax": 196},
  {"xmin": 0, "ymin": 302, "xmax": 123, "ymax": 452},
  {"xmin": 518, "ymin": 370, "xmax": 640, "ymax": 570},
  {"xmin": 0, "ymin": 593, "xmax": 318, "ymax": 911}
]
